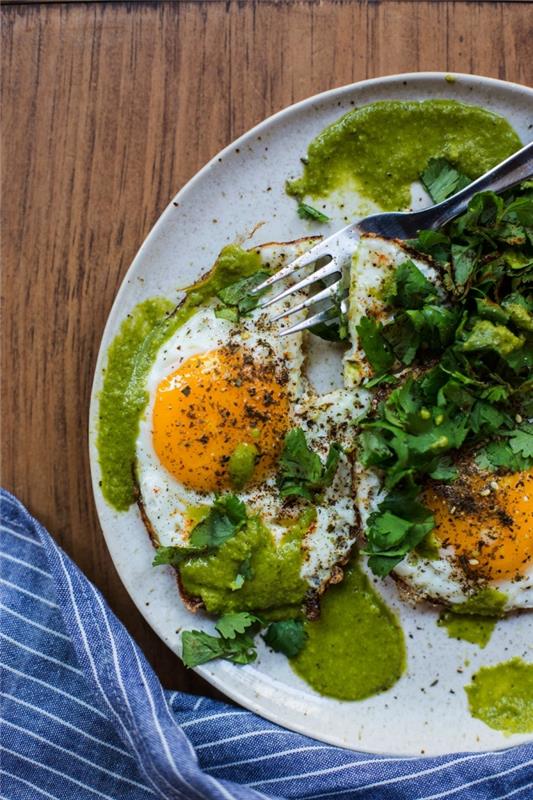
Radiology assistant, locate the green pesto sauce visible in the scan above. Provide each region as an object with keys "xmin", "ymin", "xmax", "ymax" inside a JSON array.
[
  {"xmin": 466, "ymin": 658, "xmax": 533, "ymax": 734},
  {"xmin": 97, "ymin": 245, "xmax": 262, "ymax": 511},
  {"xmin": 439, "ymin": 613, "xmax": 496, "ymax": 648},
  {"xmin": 291, "ymin": 562, "xmax": 405, "ymax": 700},
  {"xmin": 287, "ymin": 100, "xmax": 521, "ymax": 210},
  {"xmin": 463, "ymin": 320, "xmax": 524, "ymax": 356},
  {"xmin": 228, "ymin": 443, "xmax": 258, "ymax": 489},
  {"xmin": 178, "ymin": 509, "xmax": 314, "ymax": 619},
  {"xmin": 438, "ymin": 588, "xmax": 507, "ymax": 648}
]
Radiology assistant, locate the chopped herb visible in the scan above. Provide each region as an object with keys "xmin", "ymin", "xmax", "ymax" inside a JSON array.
[
  {"xmin": 356, "ymin": 317, "xmax": 394, "ymax": 375},
  {"xmin": 277, "ymin": 428, "xmax": 342, "ymax": 501},
  {"xmin": 188, "ymin": 494, "xmax": 247, "ymax": 549},
  {"xmin": 181, "ymin": 629, "xmax": 257, "ymax": 667},
  {"xmin": 420, "ymin": 157, "xmax": 470, "ymax": 204},
  {"xmin": 508, "ymin": 422, "xmax": 533, "ymax": 459},
  {"xmin": 216, "ymin": 269, "xmax": 271, "ymax": 320},
  {"xmin": 263, "ymin": 619, "xmax": 307, "ymax": 657},
  {"xmin": 152, "ymin": 494, "xmax": 247, "ymax": 567},
  {"xmin": 385, "ymin": 259, "xmax": 437, "ymax": 309},
  {"xmin": 215, "ymin": 612, "xmax": 259, "ymax": 639},
  {"xmin": 297, "ymin": 202, "xmax": 330, "ymax": 223},
  {"xmin": 181, "ymin": 612, "xmax": 261, "ymax": 667},
  {"xmin": 152, "ymin": 545, "xmax": 205, "ymax": 567}
]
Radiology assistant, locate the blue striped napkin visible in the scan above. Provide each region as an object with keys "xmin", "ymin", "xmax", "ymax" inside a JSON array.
[{"xmin": 1, "ymin": 488, "xmax": 531, "ymax": 799}]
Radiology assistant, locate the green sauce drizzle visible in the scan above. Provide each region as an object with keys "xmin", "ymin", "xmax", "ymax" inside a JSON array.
[
  {"xmin": 179, "ymin": 510, "xmax": 313, "ymax": 618},
  {"xmin": 96, "ymin": 245, "xmax": 262, "ymax": 511},
  {"xmin": 438, "ymin": 588, "xmax": 507, "ymax": 648},
  {"xmin": 287, "ymin": 100, "xmax": 521, "ymax": 210},
  {"xmin": 291, "ymin": 562, "xmax": 405, "ymax": 700},
  {"xmin": 466, "ymin": 658, "xmax": 533, "ymax": 733}
]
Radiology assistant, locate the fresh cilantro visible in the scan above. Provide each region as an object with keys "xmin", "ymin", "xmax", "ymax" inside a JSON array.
[
  {"xmin": 406, "ymin": 229, "xmax": 450, "ymax": 264},
  {"xmin": 475, "ymin": 428, "xmax": 533, "ymax": 472},
  {"xmin": 189, "ymin": 494, "xmax": 247, "ymax": 549},
  {"xmin": 277, "ymin": 428, "xmax": 342, "ymax": 501},
  {"xmin": 386, "ymin": 260, "xmax": 437, "ymax": 309},
  {"xmin": 181, "ymin": 629, "xmax": 257, "ymax": 668},
  {"xmin": 420, "ymin": 157, "xmax": 470, "ymax": 204},
  {"xmin": 508, "ymin": 423, "xmax": 533, "ymax": 459},
  {"xmin": 216, "ymin": 270, "xmax": 271, "ymax": 320},
  {"xmin": 215, "ymin": 612, "xmax": 259, "ymax": 639},
  {"xmin": 263, "ymin": 619, "xmax": 307, "ymax": 657},
  {"xmin": 152, "ymin": 544, "xmax": 205, "ymax": 566},
  {"xmin": 451, "ymin": 241, "xmax": 479, "ymax": 287},
  {"xmin": 297, "ymin": 202, "xmax": 330, "ymax": 223},
  {"xmin": 364, "ymin": 492, "xmax": 435, "ymax": 576},
  {"xmin": 356, "ymin": 316, "xmax": 394, "ymax": 375},
  {"xmin": 152, "ymin": 495, "xmax": 247, "ymax": 568}
]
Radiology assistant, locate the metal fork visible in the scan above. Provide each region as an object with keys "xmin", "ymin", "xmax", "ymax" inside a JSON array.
[{"xmin": 252, "ymin": 141, "xmax": 533, "ymax": 336}]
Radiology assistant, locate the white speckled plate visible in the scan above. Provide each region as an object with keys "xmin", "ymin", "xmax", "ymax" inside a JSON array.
[{"xmin": 89, "ymin": 73, "xmax": 533, "ymax": 755}]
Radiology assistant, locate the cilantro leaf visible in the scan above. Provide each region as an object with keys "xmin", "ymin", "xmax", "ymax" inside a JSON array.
[
  {"xmin": 386, "ymin": 260, "xmax": 437, "ymax": 309},
  {"xmin": 215, "ymin": 612, "xmax": 259, "ymax": 639},
  {"xmin": 364, "ymin": 493, "xmax": 435, "ymax": 576},
  {"xmin": 420, "ymin": 157, "xmax": 470, "ymax": 204},
  {"xmin": 152, "ymin": 544, "xmax": 205, "ymax": 566},
  {"xmin": 217, "ymin": 270, "xmax": 271, "ymax": 319},
  {"xmin": 356, "ymin": 316, "xmax": 395, "ymax": 374},
  {"xmin": 154, "ymin": 495, "xmax": 248, "ymax": 569},
  {"xmin": 406, "ymin": 230, "xmax": 450, "ymax": 264},
  {"xmin": 451, "ymin": 242, "xmax": 479, "ymax": 287},
  {"xmin": 181, "ymin": 630, "xmax": 257, "ymax": 668},
  {"xmin": 189, "ymin": 494, "xmax": 247, "ymax": 549},
  {"xmin": 508, "ymin": 423, "xmax": 533, "ymax": 459},
  {"xmin": 277, "ymin": 428, "xmax": 342, "ymax": 501},
  {"xmin": 263, "ymin": 619, "xmax": 307, "ymax": 658},
  {"xmin": 297, "ymin": 202, "xmax": 330, "ymax": 223},
  {"xmin": 475, "ymin": 440, "xmax": 532, "ymax": 473}
]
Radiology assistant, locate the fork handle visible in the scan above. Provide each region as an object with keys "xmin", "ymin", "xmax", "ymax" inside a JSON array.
[{"xmin": 430, "ymin": 140, "xmax": 533, "ymax": 229}]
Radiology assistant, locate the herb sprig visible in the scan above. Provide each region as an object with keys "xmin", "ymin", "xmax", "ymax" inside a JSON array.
[
  {"xmin": 277, "ymin": 427, "xmax": 342, "ymax": 501},
  {"xmin": 181, "ymin": 613, "xmax": 260, "ymax": 667},
  {"xmin": 153, "ymin": 494, "xmax": 247, "ymax": 566}
]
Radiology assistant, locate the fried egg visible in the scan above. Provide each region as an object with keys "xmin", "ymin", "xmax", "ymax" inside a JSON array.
[
  {"xmin": 136, "ymin": 239, "xmax": 362, "ymax": 599},
  {"xmin": 349, "ymin": 236, "xmax": 533, "ymax": 612}
]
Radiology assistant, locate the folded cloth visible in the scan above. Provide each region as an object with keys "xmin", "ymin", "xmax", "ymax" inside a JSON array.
[{"xmin": 0, "ymin": 489, "xmax": 531, "ymax": 800}]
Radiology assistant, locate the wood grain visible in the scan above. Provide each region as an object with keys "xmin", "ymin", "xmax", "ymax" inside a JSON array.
[{"xmin": 2, "ymin": 0, "xmax": 532, "ymax": 693}]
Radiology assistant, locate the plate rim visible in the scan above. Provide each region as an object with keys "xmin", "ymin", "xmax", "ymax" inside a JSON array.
[{"xmin": 88, "ymin": 71, "xmax": 533, "ymax": 755}]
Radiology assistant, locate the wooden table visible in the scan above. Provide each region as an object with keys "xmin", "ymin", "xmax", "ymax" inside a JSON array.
[{"xmin": 2, "ymin": 0, "xmax": 532, "ymax": 695}]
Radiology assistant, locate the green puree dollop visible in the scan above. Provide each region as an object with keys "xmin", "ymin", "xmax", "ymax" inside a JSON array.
[
  {"xmin": 287, "ymin": 99, "xmax": 521, "ymax": 210},
  {"xmin": 466, "ymin": 658, "xmax": 533, "ymax": 734},
  {"xmin": 438, "ymin": 588, "xmax": 507, "ymax": 648},
  {"xmin": 96, "ymin": 245, "xmax": 262, "ymax": 511},
  {"xmin": 179, "ymin": 510, "xmax": 313, "ymax": 619},
  {"xmin": 291, "ymin": 562, "xmax": 405, "ymax": 700}
]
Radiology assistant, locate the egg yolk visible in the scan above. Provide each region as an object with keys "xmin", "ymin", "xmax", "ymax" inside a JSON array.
[
  {"xmin": 424, "ymin": 470, "xmax": 533, "ymax": 582},
  {"xmin": 152, "ymin": 346, "xmax": 290, "ymax": 492}
]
